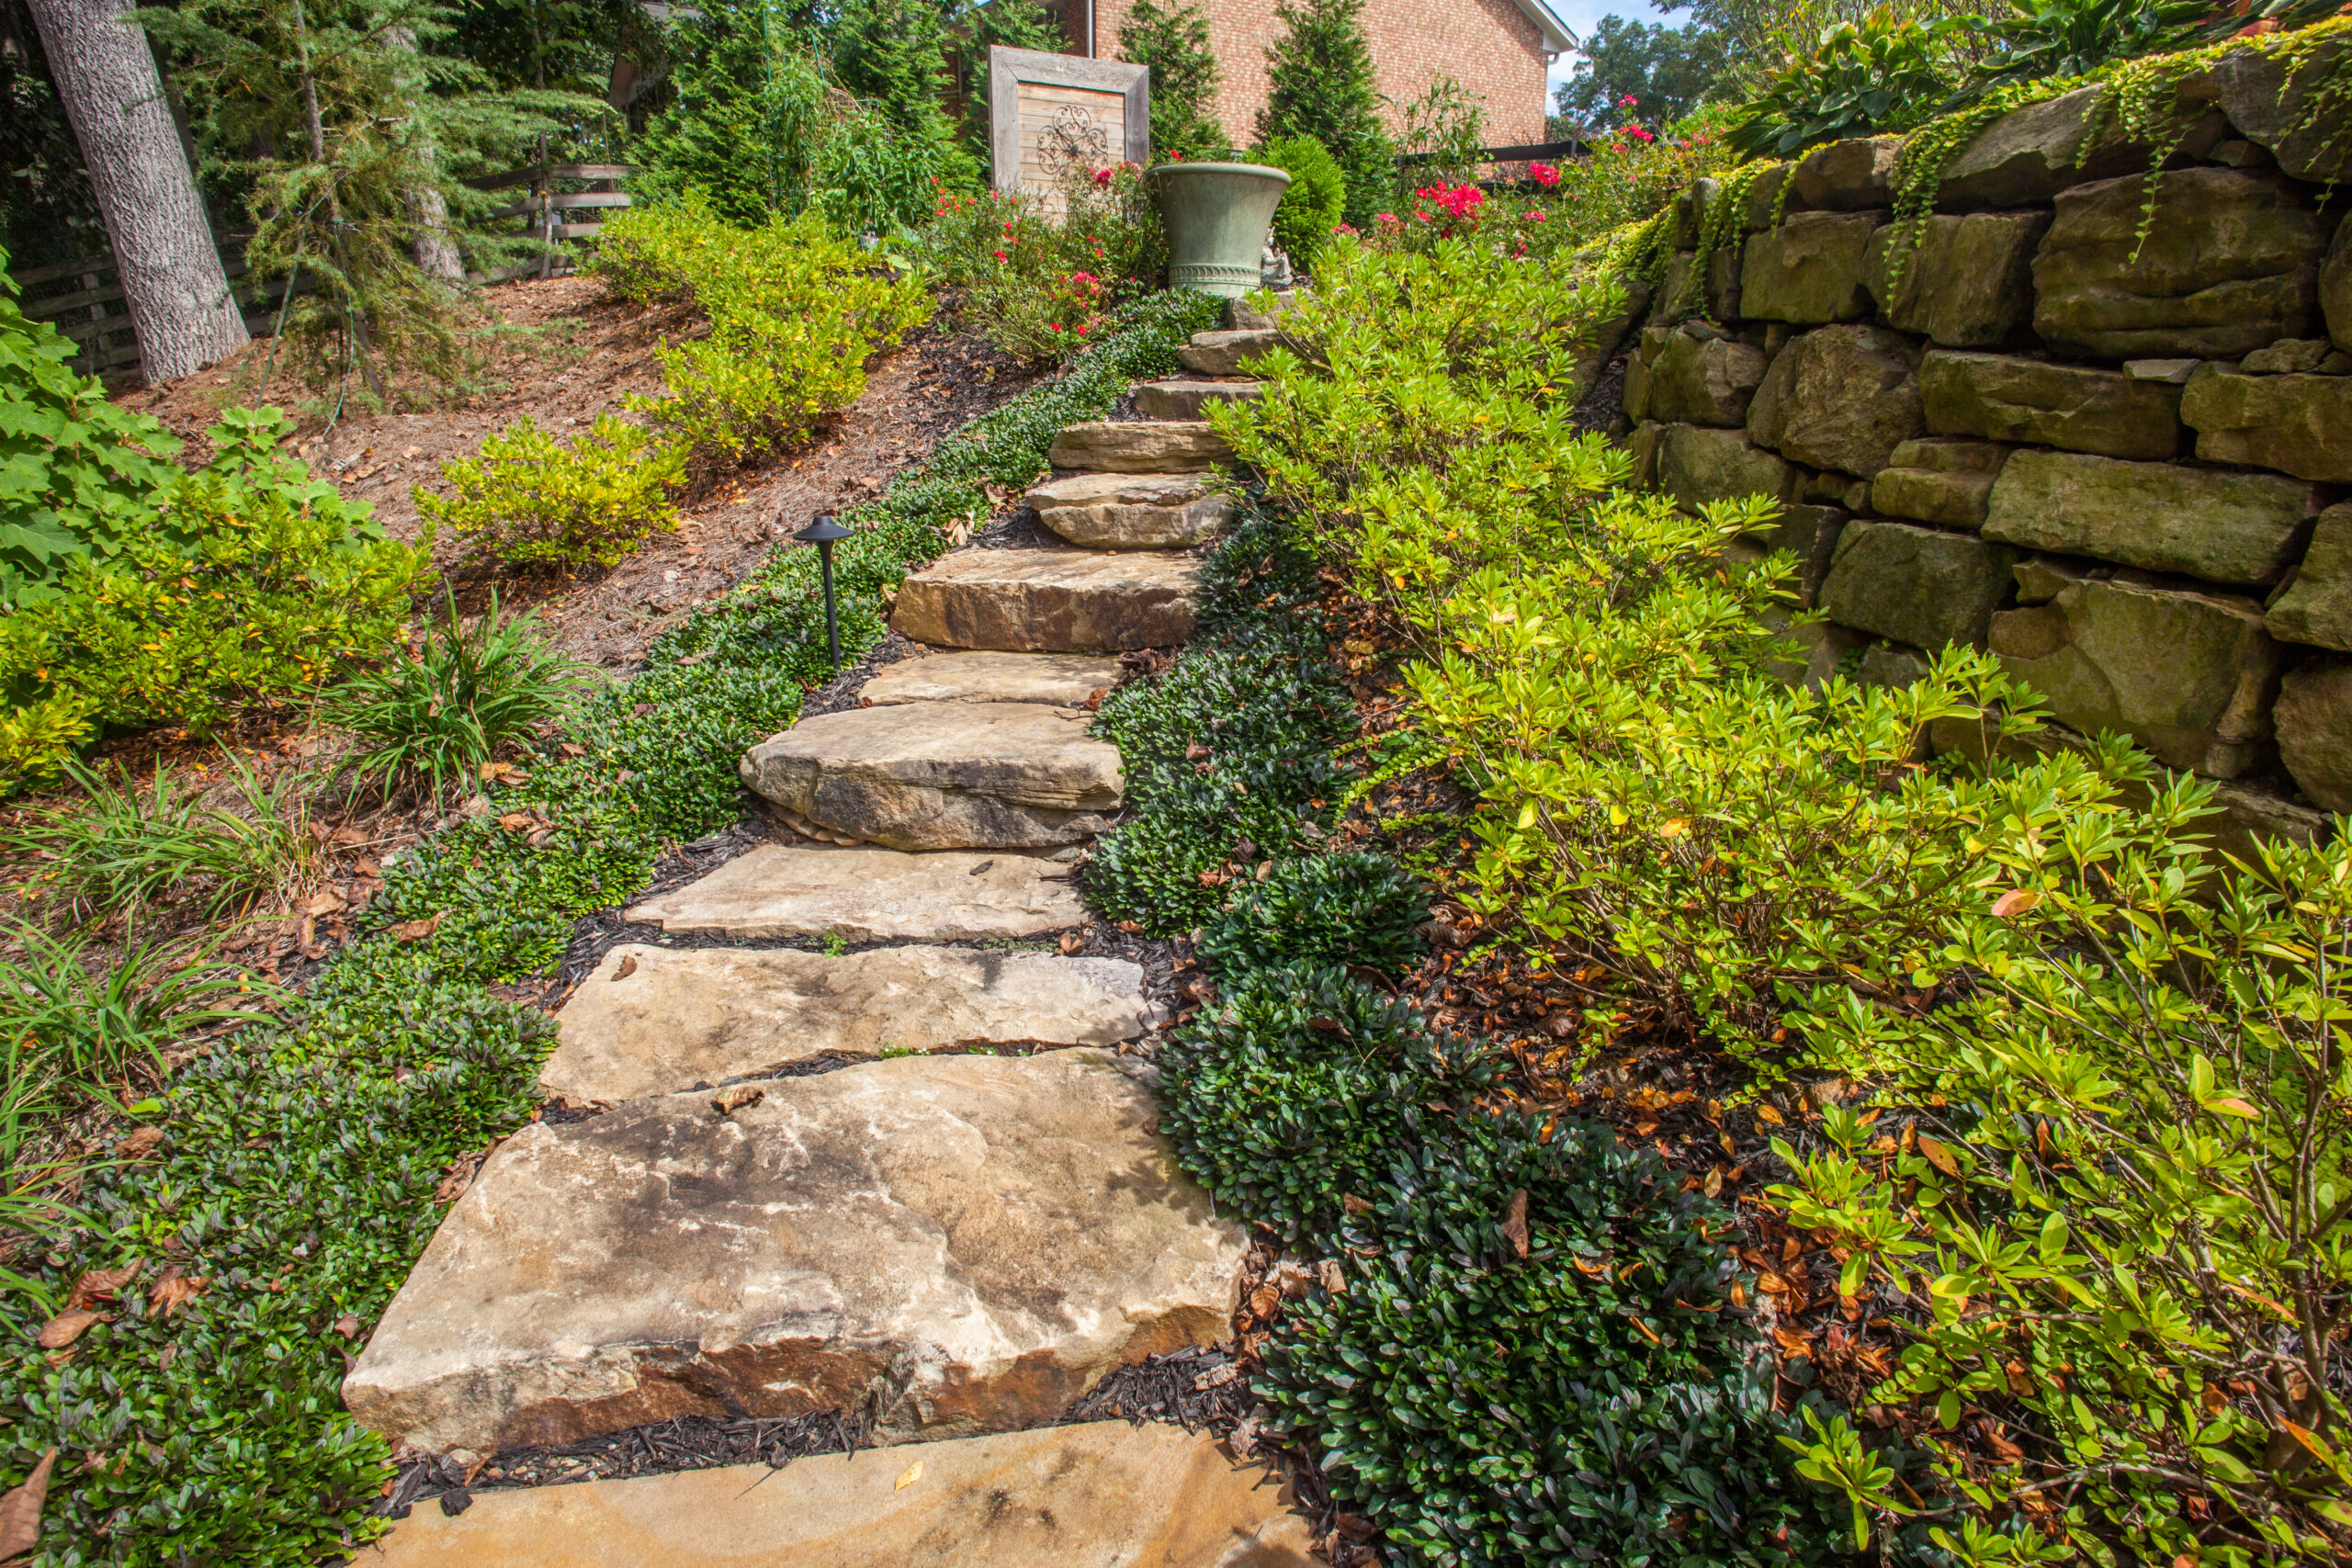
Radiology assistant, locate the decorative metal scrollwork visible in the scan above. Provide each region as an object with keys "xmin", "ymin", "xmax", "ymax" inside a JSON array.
[{"xmin": 1036, "ymin": 102, "xmax": 1111, "ymax": 177}]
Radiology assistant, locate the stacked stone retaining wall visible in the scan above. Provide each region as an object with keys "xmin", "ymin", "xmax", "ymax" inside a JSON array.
[{"xmin": 1612, "ymin": 49, "xmax": 2352, "ymax": 845}]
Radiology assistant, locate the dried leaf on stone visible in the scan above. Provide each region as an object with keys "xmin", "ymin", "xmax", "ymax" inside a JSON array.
[
  {"xmin": 33, "ymin": 1311, "xmax": 100, "ymax": 1349},
  {"xmin": 894, "ymin": 1460, "xmax": 922, "ymax": 1491},
  {"xmin": 711, "ymin": 1085, "xmax": 764, "ymax": 1116},
  {"xmin": 0, "ymin": 1449, "xmax": 57, "ymax": 1559},
  {"xmin": 1193, "ymin": 1361, "xmax": 1238, "ymax": 1391},
  {"xmin": 611, "ymin": 954, "xmax": 639, "ymax": 981}
]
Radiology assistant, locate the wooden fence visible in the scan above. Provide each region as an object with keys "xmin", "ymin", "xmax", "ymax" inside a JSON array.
[{"xmin": 5, "ymin": 161, "xmax": 634, "ymax": 376}]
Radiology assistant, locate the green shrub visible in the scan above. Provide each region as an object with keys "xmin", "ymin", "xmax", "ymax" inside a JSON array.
[
  {"xmin": 326, "ymin": 592, "xmax": 594, "ymax": 809},
  {"xmin": 1162, "ymin": 961, "xmax": 1493, "ymax": 1237},
  {"xmin": 1265, "ymin": 1118, "xmax": 1854, "ymax": 1568},
  {"xmin": 416, "ymin": 414, "xmax": 686, "ymax": 570},
  {"xmin": 0, "ymin": 422, "xmax": 430, "ymax": 791},
  {"xmin": 1196, "ymin": 851, "xmax": 1425, "ymax": 975},
  {"xmin": 592, "ymin": 199, "xmax": 933, "ymax": 468},
  {"xmin": 1962, "ymin": 0, "xmax": 2208, "ymax": 100},
  {"xmin": 928, "ymin": 166, "xmax": 1167, "ymax": 361},
  {"xmin": 0, "ymin": 265, "xmax": 183, "ymax": 607},
  {"xmin": 1726, "ymin": 12, "xmax": 1958, "ymax": 159},
  {"xmin": 1256, "ymin": 133, "xmax": 1347, "ymax": 271}
]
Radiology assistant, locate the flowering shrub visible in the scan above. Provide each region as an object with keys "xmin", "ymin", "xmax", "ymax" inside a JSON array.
[{"xmin": 913, "ymin": 163, "xmax": 1163, "ymax": 362}]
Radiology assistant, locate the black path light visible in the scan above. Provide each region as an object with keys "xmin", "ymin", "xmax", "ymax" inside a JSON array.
[{"xmin": 794, "ymin": 512, "xmax": 854, "ymax": 671}]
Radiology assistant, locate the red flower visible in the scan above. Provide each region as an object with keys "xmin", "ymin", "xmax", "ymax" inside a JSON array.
[
  {"xmin": 1630, "ymin": 127, "xmax": 1654, "ymax": 142},
  {"xmin": 992, "ymin": 249, "xmax": 1008, "ymax": 261},
  {"xmin": 1093, "ymin": 166, "xmax": 1114, "ymax": 186},
  {"xmin": 1529, "ymin": 162, "xmax": 1561, "ymax": 186}
]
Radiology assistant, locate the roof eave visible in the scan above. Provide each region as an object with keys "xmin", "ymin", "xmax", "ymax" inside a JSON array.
[{"xmin": 1509, "ymin": 0, "xmax": 1575, "ymax": 53}]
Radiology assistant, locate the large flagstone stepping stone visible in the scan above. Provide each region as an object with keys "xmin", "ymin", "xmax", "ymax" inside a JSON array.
[
  {"xmin": 343, "ymin": 1051, "xmax": 1247, "ymax": 1459},
  {"xmin": 626, "ymin": 845, "xmax": 1083, "ymax": 942},
  {"xmin": 1134, "ymin": 379, "xmax": 1264, "ymax": 421},
  {"xmin": 1046, "ymin": 420, "xmax": 1233, "ymax": 473},
  {"xmin": 741, "ymin": 703, "xmax": 1121, "ymax": 852},
  {"xmin": 1179, "ymin": 327, "xmax": 1283, "ymax": 375},
  {"xmin": 892, "ymin": 548, "xmax": 1199, "ymax": 653},
  {"xmin": 858, "ymin": 649, "xmax": 1119, "ymax": 706},
  {"xmin": 540, "ymin": 943, "xmax": 1160, "ymax": 1104},
  {"xmin": 358, "ymin": 1421, "xmax": 1316, "ymax": 1566},
  {"xmin": 1025, "ymin": 473, "xmax": 1235, "ymax": 549}
]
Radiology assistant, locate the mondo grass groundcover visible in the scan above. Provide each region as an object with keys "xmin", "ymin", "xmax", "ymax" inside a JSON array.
[
  {"xmin": 0, "ymin": 287, "xmax": 1220, "ymax": 1567},
  {"xmin": 1091, "ymin": 502, "xmax": 1885, "ymax": 1568}
]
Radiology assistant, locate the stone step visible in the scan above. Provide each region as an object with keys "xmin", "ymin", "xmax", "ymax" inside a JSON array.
[
  {"xmin": 1024, "ymin": 472, "xmax": 1233, "ymax": 549},
  {"xmin": 1178, "ymin": 327, "xmax": 1283, "ymax": 376},
  {"xmin": 540, "ymin": 943, "xmax": 1160, "ymax": 1104},
  {"xmin": 741, "ymin": 703, "xmax": 1121, "ymax": 852},
  {"xmin": 891, "ymin": 548, "xmax": 1199, "ymax": 653},
  {"xmin": 362, "ymin": 1421, "xmax": 1315, "ymax": 1566},
  {"xmin": 1228, "ymin": 289, "xmax": 1299, "ymax": 332},
  {"xmin": 343, "ymin": 1050, "xmax": 1246, "ymax": 1459},
  {"xmin": 1134, "ymin": 379, "xmax": 1264, "ymax": 421},
  {"xmin": 626, "ymin": 845, "xmax": 1084, "ymax": 942},
  {"xmin": 1046, "ymin": 420, "xmax": 1232, "ymax": 474},
  {"xmin": 858, "ymin": 649, "xmax": 1121, "ymax": 706}
]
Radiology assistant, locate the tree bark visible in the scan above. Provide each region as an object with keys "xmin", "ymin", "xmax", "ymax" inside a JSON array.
[
  {"xmin": 384, "ymin": 25, "xmax": 465, "ymax": 283},
  {"xmin": 24, "ymin": 0, "xmax": 248, "ymax": 383}
]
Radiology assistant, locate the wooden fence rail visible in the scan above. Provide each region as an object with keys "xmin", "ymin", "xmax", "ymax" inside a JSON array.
[{"xmin": 6, "ymin": 161, "xmax": 634, "ymax": 377}]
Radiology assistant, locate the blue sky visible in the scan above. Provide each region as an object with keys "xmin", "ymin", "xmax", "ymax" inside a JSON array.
[{"xmin": 1543, "ymin": 0, "xmax": 1670, "ymax": 105}]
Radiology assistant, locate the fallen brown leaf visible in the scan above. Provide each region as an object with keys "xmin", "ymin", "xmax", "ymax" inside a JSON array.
[
  {"xmin": 114, "ymin": 1123, "xmax": 166, "ymax": 1161},
  {"xmin": 149, "ymin": 1269, "xmax": 205, "ymax": 1317},
  {"xmin": 711, "ymin": 1085, "xmax": 764, "ymax": 1116},
  {"xmin": 1499, "ymin": 1189, "xmax": 1531, "ymax": 1259},
  {"xmin": 0, "ymin": 1448, "xmax": 57, "ymax": 1558},
  {"xmin": 33, "ymin": 1311, "xmax": 100, "ymax": 1349},
  {"xmin": 612, "ymin": 953, "xmax": 639, "ymax": 980},
  {"xmin": 305, "ymin": 891, "xmax": 346, "ymax": 918},
  {"xmin": 65, "ymin": 1263, "xmax": 139, "ymax": 1312},
  {"xmin": 1341, "ymin": 1192, "xmax": 1372, "ymax": 1215},
  {"xmin": 392, "ymin": 914, "xmax": 442, "ymax": 943},
  {"xmin": 1917, "ymin": 1135, "xmax": 1960, "ymax": 1176},
  {"xmin": 1193, "ymin": 1361, "xmax": 1238, "ymax": 1391},
  {"xmin": 1246, "ymin": 1283, "xmax": 1281, "ymax": 1322},
  {"xmin": 333, "ymin": 1314, "xmax": 362, "ymax": 1340}
]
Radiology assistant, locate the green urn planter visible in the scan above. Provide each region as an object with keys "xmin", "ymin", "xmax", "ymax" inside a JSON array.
[{"xmin": 1149, "ymin": 162, "xmax": 1293, "ymax": 298}]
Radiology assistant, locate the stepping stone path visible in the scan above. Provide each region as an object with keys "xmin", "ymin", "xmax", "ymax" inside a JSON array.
[{"xmin": 356, "ymin": 315, "xmax": 1306, "ymax": 1562}]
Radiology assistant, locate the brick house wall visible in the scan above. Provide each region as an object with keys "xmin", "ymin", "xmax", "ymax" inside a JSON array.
[{"xmin": 1064, "ymin": 0, "xmax": 1555, "ymax": 152}]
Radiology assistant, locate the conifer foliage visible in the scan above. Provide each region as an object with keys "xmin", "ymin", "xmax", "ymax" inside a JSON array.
[
  {"xmin": 1118, "ymin": 0, "xmax": 1231, "ymax": 161},
  {"xmin": 1256, "ymin": 0, "xmax": 1392, "ymax": 222}
]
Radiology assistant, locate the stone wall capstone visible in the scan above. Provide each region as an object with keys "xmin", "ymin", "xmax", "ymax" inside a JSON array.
[{"xmin": 1618, "ymin": 62, "xmax": 2350, "ymax": 845}]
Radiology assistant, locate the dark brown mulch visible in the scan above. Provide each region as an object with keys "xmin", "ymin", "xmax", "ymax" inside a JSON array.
[
  {"xmin": 1571, "ymin": 348, "xmax": 1629, "ymax": 436},
  {"xmin": 1063, "ymin": 1344, "xmax": 1253, "ymax": 1434},
  {"xmin": 969, "ymin": 505, "xmax": 1074, "ymax": 550},
  {"xmin": 375, "ymin": 1409, "xmax": 864, "ymax": 1519}
]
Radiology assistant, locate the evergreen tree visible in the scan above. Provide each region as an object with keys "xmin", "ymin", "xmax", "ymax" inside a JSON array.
[
  {"xmin": 953, "ymin": 0, "xmax": 1063, "ymax": 173},
  {"xmin": 1256, "ymin": 0, "xmax": 1389, "ymax": 223},
  {"xmin": 830, "ymin": 0, "xmax": 977, "ymax": 189},
  {"xmin": 1118, "ymin": 0, "xmax": 1228, "ymax": 162}
]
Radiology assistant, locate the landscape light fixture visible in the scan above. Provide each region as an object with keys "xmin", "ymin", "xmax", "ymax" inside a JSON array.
[{"xmin": 794, "ymin": 512, "xmax": 854, "ymax": 672}]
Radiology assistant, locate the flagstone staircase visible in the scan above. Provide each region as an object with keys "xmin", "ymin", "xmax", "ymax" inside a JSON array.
[{"xmin": 348, "ymin": 313, "xmax": 1311, "ymax": 1565}]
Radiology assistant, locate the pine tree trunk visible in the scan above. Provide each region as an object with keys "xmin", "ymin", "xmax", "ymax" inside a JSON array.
[
  {"xmin": 25, "ymin": 0, "xmax": 249, "ymax": 383},
  {"xmin": 385, "ymin": 24, "xmax": 465, "ymax": 282}
]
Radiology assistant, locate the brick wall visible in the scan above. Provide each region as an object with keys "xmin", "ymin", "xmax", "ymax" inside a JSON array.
[{"xmin": 1077, "ymin": 0, "xmax": 1548, "ymax": 154}]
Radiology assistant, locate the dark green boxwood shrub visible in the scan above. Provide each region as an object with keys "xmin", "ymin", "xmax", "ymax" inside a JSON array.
[
  {"xmin": 1264, "ymin": 1118, "xmax": 1854, "ymax": 1568},
  {"xmin": 1197, "ymin": 851, "xmax": 1426, "ymax": 975},
  {"xmin": 1256, "ymin": 133, "xmax": 1348, "ymax": 272},
  {"xmin": 1161, "ymin": 962, "xmax": 1496, "ymax": 1238}
]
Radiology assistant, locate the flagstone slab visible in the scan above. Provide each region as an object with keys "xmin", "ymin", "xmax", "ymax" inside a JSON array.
[
  {"xmin": 1133, "ymin": 379, "xmax": 1264, "ymax": 420},
  {"xmin": 625, "ymin": 845, "xmax": 1084, "ymax": 942},
  {"xmin": 1179, "ymin": 327, "xmax": 1283, "ymax": 375},
  {"xmin": 343, "ymin": 1051, "xmax": 1247, "ymax": 1459},
  {"xmin": 858, "ymin": 650, "xmax": 1121, "ymax": 706},
  {"xmin": 891, "ymin": 548, "xmax": 1200, "ymax": 653},
  {"xmin": 1025, "ymin": 473, "xmax": 1235, "ymax": 549},
  {"xmin": 539, "ymin": 944, "xmax": 1159, "ymax": 1104},
  {"xmin": 741, "ymin": 703, "xmax": 1121, "ymax": 852},
  {"xmin": 358, "ymin": 1421, "xmax": 1316, "ymax": 1566},
  {"xmin": 1047, "ymin": 421, "xmax": 1234, "ymax": 473}
]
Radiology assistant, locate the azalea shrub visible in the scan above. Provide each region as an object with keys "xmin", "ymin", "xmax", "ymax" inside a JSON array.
[
  {"xmin": 1215, "ymin": 224, "xmax": 2352, "ymax": 1564},
  {"xmin": 416, "ymin": 414, "xmax": 687, "ymax": 570}
]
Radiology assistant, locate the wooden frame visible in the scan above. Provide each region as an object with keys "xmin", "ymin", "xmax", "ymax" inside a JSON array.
[{"xmin": 988, "ymin": 46, "xmax": 1149, "ymax": 199}]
